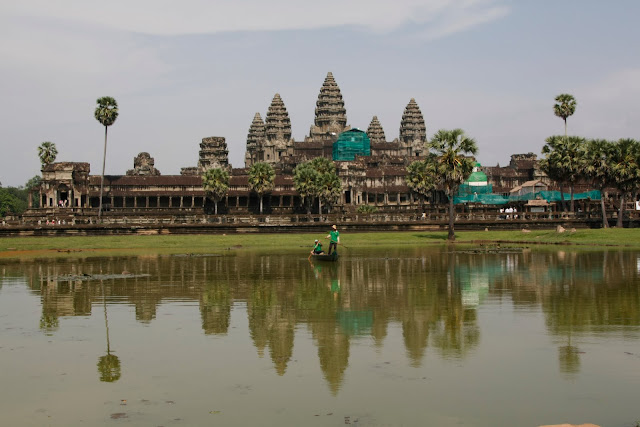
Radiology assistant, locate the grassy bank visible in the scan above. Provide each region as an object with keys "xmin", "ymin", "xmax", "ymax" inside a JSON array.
[{"xmin": 0, "ymin": 228, "xmax": 638, "ymax": 259}]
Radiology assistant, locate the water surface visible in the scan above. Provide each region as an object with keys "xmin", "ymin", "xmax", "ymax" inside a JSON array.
[{"xmin": 1, "ymin": 246, "xmax": 639, "ymax": 426}]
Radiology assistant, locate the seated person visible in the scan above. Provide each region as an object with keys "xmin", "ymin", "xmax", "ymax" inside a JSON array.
[{"xmin": 311, "ymin": 239, "xmax": 324, "ymax": 255}]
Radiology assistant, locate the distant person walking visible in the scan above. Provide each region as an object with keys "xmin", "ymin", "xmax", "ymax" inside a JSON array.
[{"xmin": 326, "ymin": 224, "xmax": 340, "ymax": 255}]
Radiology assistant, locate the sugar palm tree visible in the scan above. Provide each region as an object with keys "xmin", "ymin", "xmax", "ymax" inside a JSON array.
[
  {"xmin": 429, "ymin": 129, "xmax": 478, "ymax": 241},
  {"xmin": 308, "ymin": 157, "xmax": 335, "ymax": 175},
  {"xmin": 248, "ymin": 162, "xmax": 275, "ymax": 214},
  {"xmin": 293, "ymin": 163, "xmax": 320, "ymax": 215},
  {"xmin": 94, "ymin": 96, "xmax": 119, "ymax": 219},
  {"xmin": 202, "ymin": 168, "xmax": 230, "ymax": 215},
  {"xmin": 540, "ymin": 135, "xmax": 575, "ymax": 212},
  {"xmin": 609, "ymin": 138, "xmax": 640, "ymax": 228},
  {"xmin": 554, "ymin": 94, "xmax": 577, "ymax": 138},
  {"xmin": 581, "ymin": 139, "xmax": 614, "ymax": 228},
  {"xmin": 37, "ymin": 141, "xmax": 58, "ymax": 167},
  {"xmin": 406, "ymin": 154, "xmax": 437, "ymax": 208},
  {"xmin": 97, "ymin": 280, "xmax": 121, "ymax": 382},
  {"xmin": 318, "ymin": 170, "xmax": 342, "ymax": 214},
  {"xmin": 307, "ymin": 157, "xmax": 341, "ymax": 214}
]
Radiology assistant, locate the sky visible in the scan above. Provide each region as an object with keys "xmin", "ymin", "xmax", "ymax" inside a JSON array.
[{"xmin": 1, "ymin": 0, "xmax": 639, "ymax": 187}]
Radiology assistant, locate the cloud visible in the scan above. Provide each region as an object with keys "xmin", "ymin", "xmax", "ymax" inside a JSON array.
[{"xmin": 2, "ymin": 0, "xmax": 508, "ymax": 36}]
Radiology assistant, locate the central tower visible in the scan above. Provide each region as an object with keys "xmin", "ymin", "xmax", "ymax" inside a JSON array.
[{"xmin": 309, "ymin": 72, "xmax": 350, "ymax": 139}]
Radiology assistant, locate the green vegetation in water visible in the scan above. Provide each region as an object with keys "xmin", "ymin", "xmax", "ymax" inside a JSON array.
[{"xmin": 0, "ymin": 228, "xmax": 639, "ymax": 259}]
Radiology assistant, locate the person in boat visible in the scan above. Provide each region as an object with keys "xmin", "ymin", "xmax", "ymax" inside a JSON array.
[
  {"xmin": 326, "ymin": 224, "xmax": 340, "ymax": 255},
  {"xmin": 311, "ymin": 239, "xmax": 324, "ymax": 255}
]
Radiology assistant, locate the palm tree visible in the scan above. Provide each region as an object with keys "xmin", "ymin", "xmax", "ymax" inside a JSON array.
[
  {"xmin": 406, "ymin": 155, "xmax": 437, "ymax": 209},
  {"xmin": 307, "ymin": 158, "xmax": 341, "ymax": 214},
  {"xmin": 202, "ymin": 168, "xmax": 230, "ymax": 215},
  {"xmin": 544, "ymin": 135, "xmax": 584, "ymax": 213},
  {"xmin": 248, "ymin": 162, "xmax": 275, "ymax": 214},
  {"xmin": 581, "ymin": 139, "xmax": 614, "ymax": 228},
  {"xmin": 554, "ymin": 94, "xmax": 577, "ymax": 138},
  {"xmin": 293, "ymin": 163, "xmax": 320, "ymax": 215},
  {"xmin": 309, "ymin": 157, "xmax": 335, "ymax": 175},
  {"xmin": 37, "ymin": 141, "xmax": 58, "ymax": 167},
  {"xmin": 318, "ymin": 170, "xmax": 342, "ymax": 214},
  {"xmin": 94, "ymin": 96, "xmax": 119, "ymax": 219},
  {"xmin": 609, "ymin": 138, "xmax": 640, "ymax": 228},
  {"xmin": 429, "ymin": 129, "xmax": 478, "ymax": 241},
  {"xmin": 97, "ymin": 280, "xmax": 121, "ymax": 382},
  {"xmin": 540, "ymin": 135, "xmax": 578, "ymax": 212}
]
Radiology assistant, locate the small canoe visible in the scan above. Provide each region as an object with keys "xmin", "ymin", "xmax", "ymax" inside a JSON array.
[{"xmin": 310, "ymin": 252, "xmax": 339, "ymax": 262}]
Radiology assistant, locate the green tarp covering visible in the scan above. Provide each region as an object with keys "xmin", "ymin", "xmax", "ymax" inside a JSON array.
[
  {"xmin": 454, "ymin": 190, "xmax": 601, "ymax": 205},
  {"xmin": 332, "ymin": 129, "xmax": 371, "ymax": 161}
]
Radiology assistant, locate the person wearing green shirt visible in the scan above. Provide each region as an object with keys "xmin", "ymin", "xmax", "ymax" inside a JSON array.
[
  {"xmin": 326, "ymin": 224, "xmax": 340, "ymax": 255},
  {"xmin": 311, "ymin": 239, "xmax": 324, "ymax": 255}
]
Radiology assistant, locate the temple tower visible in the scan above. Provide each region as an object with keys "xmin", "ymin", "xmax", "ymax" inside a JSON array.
[
  {"xmin": 126, "ymin": 152, "xmax": 161, "ymax": 176},
  {"xmin": 197, "ymin": 137, "xmax": 230, "ymax": 172},
  {"xmin": 399, "ymin": 98, "xmax": 427, "ymax": 157},
  {"xmin": 263, "ymin": 93, "xmax": 293, "ymax": 164},
  {"xmin": 309, "ymin": 72, "xmax": 349, "ymax": 139},
  {"xmin": 366, "ymin": 116, "xmax": 386, "ymax": 144},
  {"xmin": 244, "ymin": 112, "xmax": 266, "ymax": 167}
]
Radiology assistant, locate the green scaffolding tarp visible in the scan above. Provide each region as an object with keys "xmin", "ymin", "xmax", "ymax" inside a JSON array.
[
  {"xmin": 332, "ymin": 129, "xmax": 371, "ymax": 161},
  {"xmin": 457, "ymin": 183, "xmax": 494, "ymax": 195},
  {"xmin": 454, "ymin": 190, "xmax": 601, "ymax": 205}
]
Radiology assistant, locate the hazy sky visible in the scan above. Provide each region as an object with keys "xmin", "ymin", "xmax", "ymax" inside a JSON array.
[{"xmin": 1, "ymin": 0, "xmax": 638, "ymax": 187}]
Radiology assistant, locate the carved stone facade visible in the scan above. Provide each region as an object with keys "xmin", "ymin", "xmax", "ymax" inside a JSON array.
[
  {"xmin": 366, "ymin": 116, "xmax": 386, "ymax": 144},
  {"xmin": 127, "ymin": 152, "xmax": 161, "ymax": 176},
  {"xmin": 263, "ymin": 94, "xmax": 294, "ymax": 164},
  {"xmin": 40, "ymin": 162, "xmax": 90, "ymax": 208},
  {"xmin": 399, "ymin": 98, "xmax": 427, "ymax": 157},
  {"xmin": 309, "ymin": 72, "xmax": 349, "ymax": 139},
  {"xmin": 244, "ymin": 113, "xmax": 266, "ymax": 167}
]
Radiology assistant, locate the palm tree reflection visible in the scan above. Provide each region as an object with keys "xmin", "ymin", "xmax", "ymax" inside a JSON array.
[{"xmin": 97, "ymin": 280, "xmax": 121, "ymax": 382}]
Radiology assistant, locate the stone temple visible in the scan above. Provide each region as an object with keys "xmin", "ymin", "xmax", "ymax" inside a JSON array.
[{"xmin": 31, "ymin": 72, "xmax": 545, "ymax": 218}]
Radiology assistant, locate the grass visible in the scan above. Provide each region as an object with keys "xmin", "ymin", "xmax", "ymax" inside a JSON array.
[{"xmin": 0, "ymin": 228, "xmax": 638, "ymax": 259}]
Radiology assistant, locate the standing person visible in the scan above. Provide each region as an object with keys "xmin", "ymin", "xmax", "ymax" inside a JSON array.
[{"xmin": 326, "ymin": 224, "xmax": 340, "ymax": 255}]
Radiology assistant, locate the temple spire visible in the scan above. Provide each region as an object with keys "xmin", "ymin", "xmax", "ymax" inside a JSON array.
[
  {"xmin": 264, "ymin": 93, "xmax": 293, "ymax": 163},
  {"xmin": 310, "ymin": 72, "xmax": 349, "ymax": 138},
  {"xmin": 366, "ymin": 116, "xmax": 386, "ymax": 144},
  {"xmin": 245, "ymin": 112, "xmax": 265, "ymax": 167},
  {"xmin": 399, "ymin": 98, "xmax": 427, "ymax": 156}
]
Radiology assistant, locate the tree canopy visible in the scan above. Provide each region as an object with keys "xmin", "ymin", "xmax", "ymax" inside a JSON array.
[
  {"xmin": 37, "ymin": 141, "xmax": 58, "ymax": 167},
  {"xmin": 429, "ymin": 128, "xmax": 478, "ymax": 241},
  {"xmin": 248, "ymin": 162, "xmax": 275, "ymax": 214},
  {"xmin": 202, "ymin": 168, "xmax": 230, "ymax": 215},
  {"xmin": 553, "ymin": 93, "xmax": 577, "ymax": 137}
]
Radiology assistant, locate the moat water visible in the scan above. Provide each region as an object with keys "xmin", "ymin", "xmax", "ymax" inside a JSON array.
[{"xmin": 1, "ymin": 246, "xmax": 639, "ymax": 427}]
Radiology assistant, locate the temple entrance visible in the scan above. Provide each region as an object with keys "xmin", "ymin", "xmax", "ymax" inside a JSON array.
[
  {"xmin": 344, "ymin": 190, "xmax": 351, "ymax": 204},
  {"xmin": 58, "ymin": 184, "xmax": 69, "ymax": 208}
]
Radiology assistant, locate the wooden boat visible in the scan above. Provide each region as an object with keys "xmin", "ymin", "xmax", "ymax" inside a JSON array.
[{"xmin": 310, "ymin": 252, "xmax": 339, "ymax": 262}]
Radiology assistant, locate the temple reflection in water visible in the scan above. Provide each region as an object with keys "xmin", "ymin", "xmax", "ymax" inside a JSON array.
[{"xmin": 3, "ymin": 247, "xmax": 639, "ymax": 392}]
